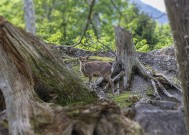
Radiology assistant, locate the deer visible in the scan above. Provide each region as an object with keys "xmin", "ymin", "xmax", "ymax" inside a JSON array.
[{"xmin": 79, "ymin": 56, "xmax": 114, "ymax": 95}]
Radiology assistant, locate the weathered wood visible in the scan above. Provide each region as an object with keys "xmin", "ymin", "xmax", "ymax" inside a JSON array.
[
  {"xmin": 165, "ymin": 1, "xmax": 189, "ymax": 134},
  {"xmin": 114, "ymin": 26, "xmax": 136, "ymax": 90},
  {"xmin": 0, "ymin": 16, "xmax": 97, "ymax": 105},
  {"xmin": 0, "ymin": 17, "xmax": 55, "ymax": 134}
]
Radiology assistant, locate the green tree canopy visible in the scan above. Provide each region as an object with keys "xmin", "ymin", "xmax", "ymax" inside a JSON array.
[{"xmin": 0, "ymin": 0, "xmax": 173, "ymax": 52}]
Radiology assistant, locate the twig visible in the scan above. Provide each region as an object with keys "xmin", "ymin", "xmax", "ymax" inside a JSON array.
[
  {"xmin": 150, "ymin": 79, "xmax": 161, "ymax": 99},
  {"xmin": 65, "ymin": 0, "xmax": 96, "ymax": 47},
  {"xmin": 110, "ymin": 0, "xmax": 123, "ymax": 25},
  {"xmin": 112, "ymin": 71, "xmax": 125, "ymax": 82},
  {"xmin": 90, "ymin": 20, "xmax": 117, "ymax": 57}
]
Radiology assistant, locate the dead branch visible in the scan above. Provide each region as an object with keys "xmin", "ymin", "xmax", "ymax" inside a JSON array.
[
  {"xmin": 90, "ymin": 19, "xmax": 117, "ymax": 57},
  {"xmin": 65, "ymin": 0, "xmax": 96, "ymax": 47},
  {"xmin": 110, "ymin": 0, "xmax": 123, "ymax": 25}
]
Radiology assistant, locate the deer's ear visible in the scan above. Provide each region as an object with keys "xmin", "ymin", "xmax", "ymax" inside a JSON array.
[{"xmin": 86, "ymin": 56, "xmax": 89, "ymax": 60}]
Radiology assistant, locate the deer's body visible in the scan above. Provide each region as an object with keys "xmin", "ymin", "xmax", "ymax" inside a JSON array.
[{"xmin": 79, "ymin": 56, "xmax": 112, "ymax": 84}]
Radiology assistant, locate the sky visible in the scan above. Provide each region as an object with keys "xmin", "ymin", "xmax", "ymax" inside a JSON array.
[{"xmin": 141, "ymin": 0, "xmax": 166, "ymax": 12}]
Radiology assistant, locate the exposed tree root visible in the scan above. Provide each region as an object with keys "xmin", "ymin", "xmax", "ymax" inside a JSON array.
[
  {"xmin": 137, "ymin": 60, "xmax": 181, "ymax": 102},
  {"xmin": 91, "ymin": 56, "xmax": 182, "ymax": 102},
  {"xmin": 110, "ymin": 58, "xmax": 182, "ymax": 102},
  {"xmin": 97, "ymin": 26, "xmax": 183, "ymax": 102}
]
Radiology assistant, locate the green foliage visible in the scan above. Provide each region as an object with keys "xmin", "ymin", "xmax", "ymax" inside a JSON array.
[
  {"xmin": 134, "ymin": 37, "xmax": 150, "ymax": 52},
  {"xmin": 123, "ymin": 6, "xmax": 158, "ymax": 51},
  {"xmin": 0, "ymin": 0, "xmax": 173, "ymax": 52},
  {"xmin": 154, "ymin": 24, "xmax": 173, "ymax": 50},
  {"xmin": 34, "ymin": 0, "xmax": 88, "ymax": 45},
  {"xmin": 0, "ymin": 0, "xmax": 24, "ymax": 28},
  {"xmin": 46, "ymin": 31, "xmax": 63, "ymax": 45},
  {"xmin": 89, "ymin": 56, "xmax": 114, "ymax": 62}
]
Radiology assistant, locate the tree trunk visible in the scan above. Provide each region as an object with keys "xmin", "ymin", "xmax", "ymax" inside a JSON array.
[
  {"xmin": 113, "ymin": 26, "xmax": 137, "ymax": 91},
  {"xmin": 23, "ymin": 0, "xmax": 36, "ymax": 35},
  {"xmin": 112, "ymin": 26, "xmax": 150, "ymax": 92},
  {"xmin": 164, "ymin": 1, "xmax": 189, "ymax": 134},
  {"xmin": 0, "ymin": 17, "xmax": 144, "ymax": 135}
]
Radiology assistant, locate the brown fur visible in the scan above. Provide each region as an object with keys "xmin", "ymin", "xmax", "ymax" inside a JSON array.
[{"xmin": 79, "ymin": 56, "xmax": 112, "ymax": 84}]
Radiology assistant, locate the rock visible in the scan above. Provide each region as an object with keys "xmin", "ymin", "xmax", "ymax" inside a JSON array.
[
  {"xmin": 62, "ymin": 99, "xmax": 145, "ymax": 135},
  {"xmin": 130, "ymin": 75, "xmax": 153, "ymax": 97},
  {"xmin": 138, "ymin": 46, "xmax": 178, "ymax": 78},
  {"xmin": 133, "ymin": 99, "xmax": 186, "ymax": 135}
]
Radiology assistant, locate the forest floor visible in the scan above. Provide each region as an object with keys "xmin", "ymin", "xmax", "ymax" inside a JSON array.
[
  {"xmin": 53, "ymin": 45, "xmax": 180, "ymax": 105},
  {"xmin": 0, "ymin": 45, "xmax": 186, "ymax": 135},
  {"xmin": 52, "ymin": 45, "xmax": 186, "ymax": 135}
]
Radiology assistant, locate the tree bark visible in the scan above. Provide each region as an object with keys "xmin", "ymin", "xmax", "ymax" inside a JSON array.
[
  {"xmin": 0, "ymin": 16, "xmax": 144, "ymax": 135},
  {"xmin": 23, "ymin": 0, "xmax": 36, "ymax": 35},
  {"xmin": 113, "ymin": 26, "xmax": 150, "ymax": 92},
  {"xmin": 164, "ymin": 1, "xmax": 189, "ymax": 134},
  {"xmin": 114, "ymin": 26, "xmax": 137, "ymax": 90}
]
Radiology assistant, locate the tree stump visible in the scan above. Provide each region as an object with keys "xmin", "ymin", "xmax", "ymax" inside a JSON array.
[{"xmin": 112, "ymin": 26, "xmax": 181, "ymax": 102}]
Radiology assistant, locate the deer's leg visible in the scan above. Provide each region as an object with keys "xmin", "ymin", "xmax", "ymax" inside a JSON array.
[
  {"xmin": 116, "ymin": 83, "xmax": 120, "ymax": 95},
  {"xmin": 104, "ymin": 77, "xmax": 114, "ymax": 95},
  {"xmin": 109, "ymin": 79, "xmax": 115, "ymax": 95},
  {"xmin": 89, "ymin": 75, "xmax": 93, "ymax": 84}
]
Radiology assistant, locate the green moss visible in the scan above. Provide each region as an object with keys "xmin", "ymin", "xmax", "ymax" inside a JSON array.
[
  {"xmin": 89, "ymin": 56, "xmax": 114, "ymax": 62},
  {"xmin": 33, "ymin": 55, "xmax": 114, "ymax": 105},
  {"xmin": 63, "ymin": 57, "xmax": 78, "ymax": 64},
  {"xmin": 146, "ymin": 88, "xmax": 154, "ymax": 96},
  {"xmin": 172, "ymin": 77, "xmax": 181, "ymax": 86},
  {"xmin": 112, "ymin": 92, "xmax": 139, "ymax": 108},
  {"xmin": 30, "ymin": 57, "xmax": 98, "ymax": 106},
  {"xmin": 144, "ymin": 64, "xmax": 153, "ymax": 71},
  {"xmin": 72, "ymin": 65, "xmax": 87, "ymax": 81},
  {"xmin": 66, "ymin": 110, "xmax": 80, "ymax": 117},
  {"xmin": 0, "ymin": 119, "xmax": 8, "ymax": 128}
]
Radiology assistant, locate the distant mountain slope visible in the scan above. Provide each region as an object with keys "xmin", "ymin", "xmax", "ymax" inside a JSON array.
[{"xmin": 130, "ymin": 0, "xmax": 169, "ymax": 24}]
